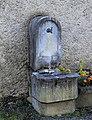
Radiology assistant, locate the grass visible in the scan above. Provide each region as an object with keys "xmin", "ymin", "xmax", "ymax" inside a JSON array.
[
  {"xmin": 0, "ymin": 94, "xmax": 28, "ymax": 120},
  {"xmin": 0, "ymin": 111, "xmax": 20, "ymax": 120}
]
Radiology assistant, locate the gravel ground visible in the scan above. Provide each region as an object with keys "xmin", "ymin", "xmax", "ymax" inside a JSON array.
[{"xmin": 0, "ymin": 95, "xmax": 92, "ymax": 120}]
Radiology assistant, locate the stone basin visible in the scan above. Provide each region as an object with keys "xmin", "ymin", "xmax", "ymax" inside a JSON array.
[
  {"xmin": 31, "ymin": 70, "xmax": 79, "ymax": 103},
  {"xmin": 32, "ymin": 69, "xmax": 79, "ymax": 80}
]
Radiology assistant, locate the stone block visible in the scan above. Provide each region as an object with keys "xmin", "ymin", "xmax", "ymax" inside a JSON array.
[
  {"xmin": 32, "ymin": 97, "xmax": 75, "ymax": 116},
  {"xmin": 31, "ymin": 73, "xmax": 78, "ymax": 103}
]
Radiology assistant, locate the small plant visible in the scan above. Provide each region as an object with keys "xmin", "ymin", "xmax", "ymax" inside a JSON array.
[
  {"xmin": 78, "ymin": 59, "xmax": 86, "ymax": 76},
  {"xmin": 78, "ymin": 59, "xmax": 92, "ymax": 86},
  {"xmin": 58, "ymin": 65, "xmax": 71, "ymax": 72}
]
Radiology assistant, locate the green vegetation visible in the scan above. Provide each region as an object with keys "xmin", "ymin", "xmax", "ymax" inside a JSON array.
[
  {"xmin": 78, "ymin": 59, "xmax": 92, "ymax": 86},
  {"xmin": 0, "ymin": 111, "xmax": 19, "ymax": 120},
  {"xmin": 78, "ymin": 59, "xmax": 86, "ymax": 76},
  {"xmin": 58, "ymin": 65, "xmax": 71, "ymax": 72}
]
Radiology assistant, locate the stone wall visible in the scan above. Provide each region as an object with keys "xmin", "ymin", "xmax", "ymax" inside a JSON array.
[{"xmin": 0, "ymin": 0, "xmax": 92, "ymax": 96}]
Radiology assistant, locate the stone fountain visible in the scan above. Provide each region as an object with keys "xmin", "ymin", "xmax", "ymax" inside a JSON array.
[{"xmin": 28, "ymin": 15, "xmax": 79, "ymax": 116}]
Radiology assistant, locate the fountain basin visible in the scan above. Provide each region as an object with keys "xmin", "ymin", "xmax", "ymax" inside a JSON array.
[
  {"xmin": 31, "ymin": 71, "xmax": 79, "ymax": 103},
  {"xmin": 28, "ymin": 16, "xmax": 80, "ymax": 115}
]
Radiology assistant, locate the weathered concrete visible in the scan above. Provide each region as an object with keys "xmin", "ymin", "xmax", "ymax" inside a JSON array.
[
  {"xmin": 29, "ymin": 16, "xmax": 61, "ymax": 70},
  {"xmin": 32, "ymin": 97, "xmax": 75, "ymax": 116},
  {"xmin": 76, "ymin": 86, "xmax": 92, "ymax": 107},
  {"xmin": 31, "ymin": 73, "xmax": 78, "ymax": 103},
  {"xmin": 0, "ymin": 0, "xmax": 92, "ymax": 96},
  {"xmin": 31, "ymin": 72, "xmax": 78, "ymax": 115},
  {"xmin": 76, "ymin": 92, "xmax": 92, "ymax": 108}
]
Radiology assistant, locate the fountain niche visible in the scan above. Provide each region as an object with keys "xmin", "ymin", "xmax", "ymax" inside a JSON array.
[{"xmin": 28, "ymin": 16, "xmax": 79, "ymax": 116}]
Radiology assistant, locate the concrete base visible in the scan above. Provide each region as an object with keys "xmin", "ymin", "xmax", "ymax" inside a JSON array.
[
  {"xmin": 32, "ymin": 97, "xmax": 75, "ymax": 116},
  {"xmin": 76, "ymin": 92, "xmax": 92, "ymax": 108}
]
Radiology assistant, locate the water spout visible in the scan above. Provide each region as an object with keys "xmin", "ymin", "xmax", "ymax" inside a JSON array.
[{"xmin": 48, "ymin": 56, "xmax": 52, "ymax": 70}]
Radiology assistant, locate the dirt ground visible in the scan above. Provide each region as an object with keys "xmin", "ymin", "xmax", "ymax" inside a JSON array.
[{"xmin": 0, "ymin": 94, "xmax": 92, "ymax": 120}]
